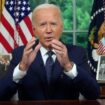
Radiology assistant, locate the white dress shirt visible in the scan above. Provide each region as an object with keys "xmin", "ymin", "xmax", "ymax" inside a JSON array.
[{"xmin": 13, "ymin": 46, "xmax": 78, "ymax": 83}]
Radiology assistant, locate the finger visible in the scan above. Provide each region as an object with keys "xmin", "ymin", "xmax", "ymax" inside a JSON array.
[
  {"xmin": 51, "ymin": 40, "xmax": 64, "ymax": 52},
  {"xmin": 25, "ymin": 37, "xmax": 36, "ymax": 50},
  {"xmin": 33, "ymin": 43, "xmax": 42, "ymax": 53},
  {"xmin": 52, "ymin": 39, "xmax": 63, "ymax": 48},
  {"xmin": 23, "ymin": 48, "xmax": 33, "ymax": 56},
  {"xmin": 54, "ymin": 49, "xmax": 64, "ymax": 56},
  {"xmin": 52, "ymin": 44, "xmax": 62, "ymax": 52}
]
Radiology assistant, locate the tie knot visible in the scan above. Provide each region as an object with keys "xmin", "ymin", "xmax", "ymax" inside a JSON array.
[{"xmin": 47, "ymin": 51, "xmax": 54, "ymax": 57}]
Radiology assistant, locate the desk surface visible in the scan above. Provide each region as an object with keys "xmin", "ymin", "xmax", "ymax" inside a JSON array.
[{"xmin": 0, "ymin": 100, "xmax": 104, "ymax": 105}]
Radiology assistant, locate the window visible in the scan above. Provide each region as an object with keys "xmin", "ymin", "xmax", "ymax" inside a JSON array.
[{"xmin": 29, "ymin": 0, "xmax": 93, "ymax": 48}]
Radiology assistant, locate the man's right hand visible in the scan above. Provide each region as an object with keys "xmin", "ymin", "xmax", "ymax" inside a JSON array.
[{"xmin": 19, "ymin": 37, "xmax": 41, "ymax": 71}]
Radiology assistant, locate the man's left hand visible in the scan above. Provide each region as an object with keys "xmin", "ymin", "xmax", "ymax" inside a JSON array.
[{"xmin": 51, "ymin": 39, "xmax": 73, "ymax": 72}]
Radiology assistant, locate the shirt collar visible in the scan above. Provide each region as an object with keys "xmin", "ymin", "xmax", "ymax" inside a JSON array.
[{"xmin": 40, "ymin": 46, "xmax": 48, "ymax": 57}]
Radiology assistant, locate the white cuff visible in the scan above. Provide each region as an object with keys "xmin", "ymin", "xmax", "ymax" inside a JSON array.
[
  {"xmin": 64, "ymin": 64, "xmax": 78, "ymax": 79},
  {"xmin": 13, "ymin": 64, "xmax": 27, "ymax": 83}
]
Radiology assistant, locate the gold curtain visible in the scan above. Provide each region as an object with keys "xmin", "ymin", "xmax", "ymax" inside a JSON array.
[{"xmin": 0, "ymin": 0, "xmax": 5, "ymax": 21}]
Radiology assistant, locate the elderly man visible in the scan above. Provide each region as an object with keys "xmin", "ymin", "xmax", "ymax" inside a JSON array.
[{"xmin": 0, "ymin": 3, "xmax": 100, "ymax": 100}]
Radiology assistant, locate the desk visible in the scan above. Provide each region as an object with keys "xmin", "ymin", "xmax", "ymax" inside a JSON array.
[
  {"xmin": 99, "ymin": 83, "xmax": 105, "ymax": 98},
  {"xmin": 0, "ymin": 100, "xmax": 104, "ymax": 105}
]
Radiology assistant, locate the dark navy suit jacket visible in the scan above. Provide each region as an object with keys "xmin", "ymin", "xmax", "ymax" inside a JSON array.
[{"xmin": 0, "ymin": 44, "xmax": 100, "ymax": 100}]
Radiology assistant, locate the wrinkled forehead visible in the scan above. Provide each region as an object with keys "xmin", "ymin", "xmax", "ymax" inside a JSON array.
[
  {"xmin": 32, "ymin": 4, "xmax": 62, "ymax": 24},
  {"xmin": 36, "ymin": 8, "xmax": 60, "ymax": 18},
  {"xmin": 35, "ymin": 7, "xmax": 61, "ymax": 18}
]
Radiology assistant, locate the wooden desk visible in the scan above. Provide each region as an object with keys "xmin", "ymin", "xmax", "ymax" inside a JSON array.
[
  {"xmin": 99, "ymin": 83, "xmax": 105, "ymax": 98},
  {"xmin": 0, "ymin": 100, "xmax": 104, "ymax": 105}
]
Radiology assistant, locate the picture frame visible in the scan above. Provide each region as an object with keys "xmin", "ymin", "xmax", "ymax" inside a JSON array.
[
  {"xmin": 96, "ymin": 55, "xmax": 105, "ymax": 82},
  {"xmin": 0, "ymin": 54, "xmax": 11, "ymax": 77}
]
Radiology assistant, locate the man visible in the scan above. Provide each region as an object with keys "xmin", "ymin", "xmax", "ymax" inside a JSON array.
[{"xmin": 0, "ymin": 4, "xmax": 100, "ymax": 100}]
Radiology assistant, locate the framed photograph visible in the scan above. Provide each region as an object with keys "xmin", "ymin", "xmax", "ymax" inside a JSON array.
[
  {"xmin": 0, "ymin": 54, "xmax": 11, "ymax": 77},
  {"xmin": 96, "ymin": 55, "xmax": 105, "ymax": 82}
]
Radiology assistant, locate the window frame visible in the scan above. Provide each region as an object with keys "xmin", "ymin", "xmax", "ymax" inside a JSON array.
[{"xmin": 44, "ymin": 0, "xmax": 93, "ymax": 47}]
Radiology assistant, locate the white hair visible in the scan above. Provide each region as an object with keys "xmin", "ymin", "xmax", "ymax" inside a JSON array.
[{"xmin": 32, "ymin": 3, "xmax": 63, "ymax": 25}]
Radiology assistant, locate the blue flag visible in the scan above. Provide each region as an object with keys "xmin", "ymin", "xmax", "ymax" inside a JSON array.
[{"xmin": 88, "ymin": 0, "xmax": 105, "ymax": 75}]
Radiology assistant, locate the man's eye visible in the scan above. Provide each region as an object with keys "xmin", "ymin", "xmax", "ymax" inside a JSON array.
[
  {"xmin": 51, "ymin": 23, "xmax": 57, "ymax": 25},
  {"xmin": 40, "ymin": 23, "xmax": 46, "ymax": 26}
]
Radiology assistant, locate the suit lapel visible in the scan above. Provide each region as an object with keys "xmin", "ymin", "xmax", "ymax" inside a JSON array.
[{"xmin": 31, "ymin": 51, "xmax": 47, "ymax": 83}]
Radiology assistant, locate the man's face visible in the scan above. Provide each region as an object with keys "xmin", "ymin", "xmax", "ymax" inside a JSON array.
[{"xmin": 33, "ymin": 7, "xmax": 63, "ymax": 49}]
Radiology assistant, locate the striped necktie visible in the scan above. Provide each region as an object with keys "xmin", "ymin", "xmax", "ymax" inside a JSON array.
[{"xmin": 45, "ymin": 51, "xmax": 54, "ymax": 84}]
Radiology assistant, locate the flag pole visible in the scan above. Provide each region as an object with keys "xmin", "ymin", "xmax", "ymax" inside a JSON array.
[{"xmin": 14, "ymin": 0, "xmax": 20, "ymax": 48}]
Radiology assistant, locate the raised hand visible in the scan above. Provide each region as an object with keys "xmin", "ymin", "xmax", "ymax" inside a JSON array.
[
  {"xmin": 19, "ymin": 37, "xmax": 41, "ymax": 71},
  {"xmin": 51, "ymin": 39, "xmax": 73, "ymax": 72}
]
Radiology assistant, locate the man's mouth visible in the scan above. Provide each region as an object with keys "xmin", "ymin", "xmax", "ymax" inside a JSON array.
[{"xmin": 45, "ymin": 37, "xmax": 54, "ymax": 42}]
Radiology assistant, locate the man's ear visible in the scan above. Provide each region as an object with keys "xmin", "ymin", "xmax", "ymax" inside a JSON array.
[
  {"xmin": 32, "ymin": 25, "xmax": 35, "ymax": 32},
  {"xmin": 32, "ymin": 26, "xmax": 36, "ymax": 36},
  {"xmin": 33, "ymin": 28, "xmax": 38, "ymax": 38}
]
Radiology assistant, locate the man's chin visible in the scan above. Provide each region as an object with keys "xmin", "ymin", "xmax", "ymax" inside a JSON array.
[{"xmin": 44, "ymin": 44, "xmax": 52, "ymax": 50}]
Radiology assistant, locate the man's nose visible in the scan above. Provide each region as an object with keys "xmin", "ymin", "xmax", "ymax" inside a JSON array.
[{"xmin": 46, "ymin": 24, "xmax": 52, "ymax": 33}]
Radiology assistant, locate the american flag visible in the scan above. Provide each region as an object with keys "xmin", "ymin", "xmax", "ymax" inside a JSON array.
[
  {"xmin": 97, "ymin": 37, "xmax": 105, "ymax": 55},
  {"xmin": 0, "ymin": 0, "xmax": 33, "ymax": 54}
]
